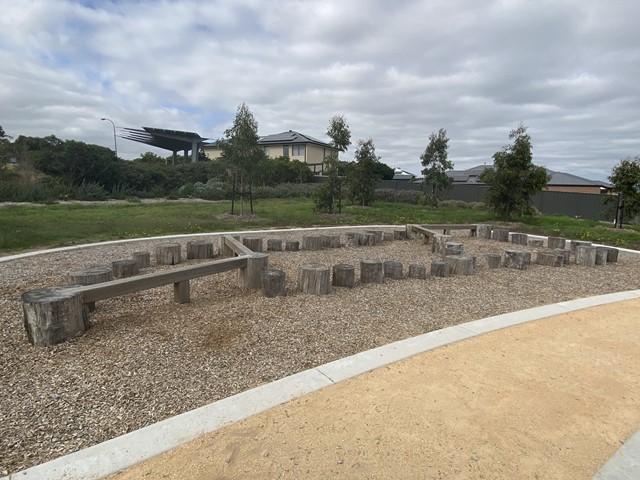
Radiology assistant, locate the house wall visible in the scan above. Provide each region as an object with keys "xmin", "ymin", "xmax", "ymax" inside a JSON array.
[{"xmin": 202, "ymin": 145, "xmax": 223, "ymax": 160}]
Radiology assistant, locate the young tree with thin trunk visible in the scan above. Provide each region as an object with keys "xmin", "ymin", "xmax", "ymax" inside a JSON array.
[
  {"xmin": 609, "ymin": 156, "xmax": 640, "ymax": 226},
  {"xmin": 480, "ymin": 124, "xmax": 549, "ymax": 220},
  {"xmin": 219, "ymin": 103, "xmax": 265, "ymax": 215},
  {"xmin": 347, "ymin": 138, "xmax": 381, "ymax": 207},
  {"xmin": 420, "ymin": 128, "xmax": 453, "ymax": 206}
]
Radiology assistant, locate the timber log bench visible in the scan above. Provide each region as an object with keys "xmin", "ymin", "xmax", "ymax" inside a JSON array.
[{"xmin": 22, "ymin": 235, "xmax": 267, "ymax": 347}]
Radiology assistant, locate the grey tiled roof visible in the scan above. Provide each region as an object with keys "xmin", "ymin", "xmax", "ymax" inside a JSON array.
[
  {"xmin": 447, "ymin": 165, "xmax": 612, "ymax": 187},
  {"xmin": 258, "ymin": 130, "xmax": 333, "ymax": 148}
]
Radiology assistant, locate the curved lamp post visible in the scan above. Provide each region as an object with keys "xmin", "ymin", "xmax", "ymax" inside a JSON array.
[{"xmin": 100, "ymin": 117, "xmax": 118, "ymax": 158}]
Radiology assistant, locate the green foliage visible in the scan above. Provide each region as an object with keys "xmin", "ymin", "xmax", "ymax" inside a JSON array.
[
  {"xmin": 345, "ymin": 139, "xmax": 382, "ymax": 206},
  {"xmin": 421, "ymin": 128, "xmax": 453, "ymax": 206},
  {"xmin": 609, "ymin": 156, "xmax": 640, "ymax": 220},
  {"xmin": 373, "ymin": 189, "xmax": 424, "ymax": 205},
  {"xmin": 133, "ymin": 151, "xmax": 166, "ymax": 164},
  {"xmin": 254, "ymin": 156, "xmax": 312, "ymax": 186},
  {"xmin": 219, "ymin": 103, "xmax": 266, "ymax": 214},
  {"xmin": 480, "ymin": 124, "xmax": 550, "ymax": 220},
  {"xmin": 326, "ymin": 115, "xmax": 352, "ymax": 152}
]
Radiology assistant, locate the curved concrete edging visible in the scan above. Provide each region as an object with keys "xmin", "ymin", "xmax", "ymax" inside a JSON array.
[{"xmin": 5, "ymin": 288, "xmax": 640, "ymax": 480}]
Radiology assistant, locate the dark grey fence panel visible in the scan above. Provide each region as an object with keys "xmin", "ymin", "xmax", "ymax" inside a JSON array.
[{"xmin": 532, "ymin": 191, "xmax": 613, "ymax": 221}]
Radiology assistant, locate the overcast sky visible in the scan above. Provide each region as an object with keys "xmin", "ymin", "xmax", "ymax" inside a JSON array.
[{"xmin": 1, "ymin": 0, "xmax": 639, "ymax": 181}]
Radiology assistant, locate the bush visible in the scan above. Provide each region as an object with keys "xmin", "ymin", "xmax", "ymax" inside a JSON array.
[{"xmin": 373, "ymin": 189, "xmax": 423, "ymax": 205}]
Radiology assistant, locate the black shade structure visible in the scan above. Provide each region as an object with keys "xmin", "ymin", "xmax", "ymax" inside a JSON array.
[{"xmin": 120, "ymin": 127, "xmax": 208, "ymax": 164}]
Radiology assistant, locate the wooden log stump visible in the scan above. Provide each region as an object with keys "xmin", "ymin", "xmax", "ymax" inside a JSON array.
[
  {"xmin": 69, "ymin": 266, "xmax": 113, "ymax": 312},
  {"xmin": 504, "ymin": 250, "xmax": 529, "ymax": 270},
  {"xmin": 528, "ymin": 239, "xmax": 544, "ymax": 248},
  {"xmin": 576, "ymin": 245, "xmax": 596, "ymax": 267},
  {"xmin": 324, "ymin": 235, "xmax": 341, "ymax": 248},
  {"xmin": 132, "ymin": 251, "xmax": 151, "ymax": 268},
  {"xmin": 605, "ymin": 247, "xmax": 619, "ymax": 263},
  {"xmin": 485, "ymin": 253, "xmax": 502, "ymax": 269},
  {"xmin": 554, "ymin": 248, "xmax": 571, "ymax": 265},
  {"xmin": 405, "ymin": 224, "xmax": 417, "ymax": 239},
  {"xmin": 240, "ymin": 253, "xmax": 269, "ymax": 289},
  {"xmin": 261, "ymin": 269, "xmax": 286, "ymax": 297},
  {"xmin": 22, "ymin": 286, "xmax": 89, "ymax": 346},
  {"xmin": 366, "ymin": 230, "xmax": 383, "ymax": 244},
  {"xmin": 476, "ymin": 224, "xmax": 492, "ymax": 239},
  {"xmin": 510, "ymin": 233, "xmax": 528, "ymax": 245},
  {"xmin": 346, "ymin": 232, "xmax": 361, "ymax": 247},
  {"xmin": 332, "ymin": 264, "xmax": 355, "ymax": 288},
  {"xmin": 302, "ymin": 235, "xmax": 324, "ymax": 251},
  {"xmin": 444, "ymin": 242, "xmax": 463, "ymax": 256},
  {"xmin": 298, "ymin": 264, "xmax": 330, "ymax": 294},
  {"xmin": 360, "ymin": 260, "xmax": 384, "ymax": 284},
  {"xmin": 242, "ymin": 237, "xmax": 263, "ymax": 253},
  {"xmin": 571, "ymin": 240, "xmax": 593, "ymax": 254},
  {"xmin": 536, "ymin": 252, "xmax": 564, "ymax": 267},
  {"xmin": 267, "ymin": 239, "xmax": 283, "ymax": 251},
  {"xmin": 359, "ymin": 232, "xmax": 377, "ymax": 246},
  {"xmin": 156, "ymin": 243, "xmax": 182, "ymax": 265},
  {"xmin": 393, "ymin": 229, "xmax": 407, "ymax": 240},
  {"xmin": 186, "ymin": 241, "xmax": 214, "ymax": 260},
  {"xmin": 383, "ymin": 232, "xmax": 394, "ymax": 242},
  {"xmin": 219, "ymin": 235, "xmax": 239, "ymax": 258},
  {"xmin": 408, "ymin": 264, "xmax": 427, "ymax": 279},
  {"xmin": 285, "ymin": 240, "xmax": 300, "ymax": 252},
  {"xmin": 445, "ymin": 255, "xmax": 474, "ymax": 275},
  {"xmin": 595, "ymin": 247, "xmax": 608, "ymax": 266},
  {"xmin": 491, "ymin": 228, "xmax": 509, "ymax": 242},
  {"xmin": 383, "ymin": 261, "xmax": 404, "ymax": 279},
  {"xmin": 112, "ymin": 260, "xmax": 140, "ymax": 278},
  {"xmin": 430, "ymin": 260, "xmax": 450, "ymax": 277},
  {"xmin": 547, "ymin": 236, "xmax": 566, "ymax": 249},
  {"xmin": 431, "ymin": 234, "xmax": 452, "ymax": 254}
]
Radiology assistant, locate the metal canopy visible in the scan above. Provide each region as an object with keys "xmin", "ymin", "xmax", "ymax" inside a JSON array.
[{"xmin": 120, "ymin": 127, "xmax": 208, "ymax": 163}]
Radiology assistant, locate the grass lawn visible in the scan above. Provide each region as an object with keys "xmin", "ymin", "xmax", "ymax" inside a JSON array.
[{"xmin": 0, "ymin": 198, "xmax": 638, "ymax": 253}]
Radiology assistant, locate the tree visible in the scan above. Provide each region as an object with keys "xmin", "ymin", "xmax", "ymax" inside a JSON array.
[
  {"xmin": 219, "ymin": 103, "xmax": 265, "ymax": 215},
  {"xmin": 480, "ymin": 124, "xmax": 549, "ymax": 220},
  {"xmin": 314, "ymin": 115, "xmax": 353, "ymax": 213},
  {"xmin": 326, "ymin": 115, "xmax": 351, "ymax": 153},
  {"xmin": 420, "ymin": 128, "xmax": 453, "ymax": 206},
  {"xmin": 609, "ymin": 156, "xmax": 640, "ymax": 226},
  {"xmin": 346, "ymin": 138, "xmax": 382, "ymax": 207}
]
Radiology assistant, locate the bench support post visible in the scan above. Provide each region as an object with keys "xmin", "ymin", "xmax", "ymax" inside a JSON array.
[{"xmin": 174, "ymin": 280, "xmax": 190, "ymax": 303}]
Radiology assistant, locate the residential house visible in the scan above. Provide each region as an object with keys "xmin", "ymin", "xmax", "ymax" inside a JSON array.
[
  {"xmin": 202, "ymin": 130, "xmax": 337, "ymax": 175},
  {"xmin": 446, "ymin": 165, "xmax": 613, "ymax": 194},
  {"xmin": 392, "ymin": 167, "xmax": 416, "ymax": 181}
]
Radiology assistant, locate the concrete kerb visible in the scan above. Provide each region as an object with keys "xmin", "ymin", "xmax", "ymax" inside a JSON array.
[{"xmin": 5, "ymin": 288, "xmax": 640, "ymax": 480}]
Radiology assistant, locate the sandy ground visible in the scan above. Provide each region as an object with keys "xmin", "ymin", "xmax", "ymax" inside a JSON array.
[{"xmin": 112, "ymin": 298, "xmax": 640, "ymax": 480}]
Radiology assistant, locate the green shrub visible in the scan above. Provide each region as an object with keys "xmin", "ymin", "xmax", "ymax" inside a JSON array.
[{"xmin": 373, "ymin": 189, "xmax": 423, "ymax": 205}]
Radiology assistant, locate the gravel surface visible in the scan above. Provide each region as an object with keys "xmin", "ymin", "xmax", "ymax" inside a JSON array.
[{"xmin": 1, "ymin": 227, "xmax": 639, "ymax": 475}]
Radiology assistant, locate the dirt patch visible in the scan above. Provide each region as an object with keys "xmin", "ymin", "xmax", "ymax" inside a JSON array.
[{"xmin": 112, "ymin": 298, "xmax": 640, "ymax": 480}]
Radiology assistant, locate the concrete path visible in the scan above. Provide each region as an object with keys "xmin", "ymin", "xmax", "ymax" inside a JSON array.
[{"xmin": 107, "ymin": 297, "xmax": 640, "ymax": 480}]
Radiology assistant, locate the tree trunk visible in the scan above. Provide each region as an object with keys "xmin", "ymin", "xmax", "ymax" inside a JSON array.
[
  {"xmin": 186, "ymin": 241, "xmax": 214, "ymax": 260},
  {"xmin": 408, "ymin": 264, "xmax": 427, "ymax": 279},
  {"xmin": 575, "ymin": 245, "xmax": 596, "ymax": 267},
  {"xmin": 504, "ymin": 250, "xmax": 528, "ymax": 270},
  {"xmin": 485, "ymin": 253, "xmax": 502, "ymax": 269},
  {"xmin": 445, "ymin": 255, "xmax": 474, "ymax": 275},
  {"xmin": 332, "ymin": 264, "xmax": 355, "ymax": 288},
  {"xmin": 510, "ymin": 233, "xmax": 528, "ymax": 245},
  {"xmin": 430, "ymin": 260, "xmax": 450, "ymax": 277},
  {"xmin": 302, "ymin": 235, "xmax": 324, "ymax": 251},
  {"xmin": 383, "ymin": 261, "xmax": 403, "ymax": 279},
  {"xmin": 112, "ymin": 260, "xmax": 140, "ymax": 278},
  {"xmin": 22, "ymin": 286, "xmax": 90, "ymax": 346},
  {"xmin": 298, "ymin": 264, "xmax": 330, "ymax": 294},
  {"xmin": 132, "ymin": 251, "xmax": 151, "ymax": 268},
  {"xmin": 262, "ymin": 269, "xmax": 286, "ymax": 297},
  {"xmin": 156, "ymin": 243, "xmax": 182, "ymax": 265},
  {"xmin": 536, "ymin": 252, "xmax": 564, "ymax": 267},
  {"xmin": 476, "ymin": 224, "xmax": 492, "ymax": 239},
  {"xmin": 491, "ymin": 228, "xmax": 509, "ymax": 242},
  {"xmin": 267, "ymin": 239, "xmax": 283, "ymax": 251},
  {"xmin": 242, "ymin": 237, "xmax": 263, "ymax": 253},
  {"xmin": 360, "ymin": 260, "xmax": 384, "ymax": 284}
]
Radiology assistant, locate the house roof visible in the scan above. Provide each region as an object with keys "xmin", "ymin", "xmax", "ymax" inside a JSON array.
[
  {"xmin": 393, "ymin": 167, "xmax": 416, "ymax": 181},
  {"xmin": 447, "ymin": 165, "xmax": 612, "ymax": 188},
  {"xmin": 121, "ymin": 127, "xmax": 206, "ymax": 152},
  {"xmin": 258, "ymin": 130, "xmax": 333, "ymax": 149}
]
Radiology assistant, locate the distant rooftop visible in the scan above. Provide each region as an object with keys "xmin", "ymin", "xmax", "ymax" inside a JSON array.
[{"xmin": 259, "ymin": 130, "xmax": 333, "ymax": 148}]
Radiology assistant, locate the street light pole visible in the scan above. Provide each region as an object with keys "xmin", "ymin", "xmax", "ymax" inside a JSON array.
[{"xmin": 100, "ymin": 117, "xmax": 118, "ymax": 158}]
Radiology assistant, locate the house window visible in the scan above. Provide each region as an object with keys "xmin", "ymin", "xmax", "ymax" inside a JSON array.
[
  {"xmin": 263, "ymin": 146, "xmax": 270, "ymax": 156},
  {"xmin": 292, "ymin": 145, "xmax": 305, "ymax": 156},
  {"xmin": 283, "ymin": 145, "xmax": 289, "ymax": 157}
]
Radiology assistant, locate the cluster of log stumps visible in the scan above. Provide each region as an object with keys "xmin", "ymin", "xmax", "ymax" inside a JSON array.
[{"xmin": 20, "ymin": 225, "xmax": 623, "ymax": 347}]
